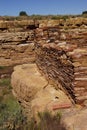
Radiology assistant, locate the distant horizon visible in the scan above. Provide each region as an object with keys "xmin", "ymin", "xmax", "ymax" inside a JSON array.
[
  {"xmin": 0, "ymin": 11, "xmax": 83, "ymax": 17},
  {"xmin": 0, "ymin": 12, "xmax": 84, "ymax": 17},
  {"xmin": 0, "ymin": 10, "xmax": 84, "ymax": 17},
  {"xmin": 0, "ymin": 0, "xmax": 87, "ymax": 16}
]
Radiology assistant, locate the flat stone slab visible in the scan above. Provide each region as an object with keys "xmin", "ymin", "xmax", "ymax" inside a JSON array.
[
  {"xmin": 31, "ymin": 85, "xmax": 72, "ymax": 115},
  {"xmin": 11, "ymin": 63, "xmax": 72, "ymax": 116},
  {"xmin": 62, "ymin": 108, "xmax": 87, "ymax": 130},
  {"xmin": 12, "ymin": 63, "xmax": 87, "ymax": 130},
  {"xmin": 11, "ymin": 63, "xmax": 48, "ymax": 101}
]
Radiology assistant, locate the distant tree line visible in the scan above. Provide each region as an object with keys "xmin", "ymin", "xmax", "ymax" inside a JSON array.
[
  {"xmin": 18, "ymin": 10, "xmax": 87, "ymax": 19},
  {"xmin": 0, "ymin": 10, "xmax": 87, "ymax": 21},
  {"xmin": 19, "ymin": 11, "xmax": 28, "ymax": 16},
  {"xmin": 82, "ymin": 11, "xmax": 87, "ymax": 15}
]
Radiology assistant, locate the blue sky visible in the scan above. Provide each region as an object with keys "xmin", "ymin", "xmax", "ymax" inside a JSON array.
[{"xmin": 0, "ymin": 0, "xmax": 87, "ymax": 16}]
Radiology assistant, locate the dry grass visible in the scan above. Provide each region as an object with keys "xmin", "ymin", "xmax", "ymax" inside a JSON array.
[{"xmin": 28, "ymin": 111, "xmax": 66, "ymax": 130}]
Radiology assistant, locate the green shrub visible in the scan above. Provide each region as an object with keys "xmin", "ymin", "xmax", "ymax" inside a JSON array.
[
  {"xmin": 0, "ymin": 77, "xmax": 29, "ymax": 130},
  {"xmin": 28, "ymin": 111, "xmax": 66, "ymax": 130},
  {"xmin": 0, "ymin": 96, "xmax": 3, "ymax": 102},
  {"xmin": 0, "ymin": 94, "xmax": 28, "ymax": 130},
  {"xmin": 19, "ymin": 11, "xmax": 28, "ymax": 16},
  {"xmin": 0, "ymin": 78, "xmax": 11, "ymax": 87},
  {"xmin": 0, "ymin": 103, "xmax": 6, "ymax": 111},
  {"xmin": 0, "ymin": 66, "xmax": 7, "ymax": 70},
  {"xmin": 82, "ymin": 11, "xmax": 87, "ymax": 15},
  {"xmin": 2, "ymin": 89, "xmax": 9, "ymax": 95}
]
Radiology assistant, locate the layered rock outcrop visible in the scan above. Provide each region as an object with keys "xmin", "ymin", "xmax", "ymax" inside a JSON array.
[
  {"xmin": 35, "ymin": 27, "xmax": 87, "ymax": 105},
  {"xmin": 0, "ymin": 20, "xmax": 38, "ymax": 67},
  {"xmin": 0, "ymin": 32, "xmax": 35, "ymax": 66},
  {"xmin": 10, "ymin": 17, "xmax": 87, "ymax": 129},
  {"xmin": 0, "ymin": 20, "xmax": 39, "ymax": 32},
  {"xmin": 0, "ymin": 17, "xmax": 87, "ymax": 32},
  {"xmin": 0, "ymin": 17, "xmax": 86, "ymax": 107}
]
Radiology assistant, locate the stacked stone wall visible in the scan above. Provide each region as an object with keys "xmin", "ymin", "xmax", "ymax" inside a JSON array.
[{"xmin": 35, "ymin": 27, "xmax": 87, "ymax": 105}]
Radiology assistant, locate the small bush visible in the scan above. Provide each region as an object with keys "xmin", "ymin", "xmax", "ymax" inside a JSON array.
[
  {"xmin": 0, "ymin": 77, "xmax": 30, "ymax": 130},
  {"xmin": 0, "ymin": 66, "xmax": 7, "ymax": 70},
  {"xmin": 0, "ymin": 78, "xmax": 11, "ymax": 87},
  {"xmin": 82, "ymin": 11, "xmax": 87, "ymax": 15},
  {"xmin": 19, "ymin": 11, "xmax": 28, "ymax": 16},
  {"xmin": 2, "ymin": 89, "xmax": 9, "ymax": 95},
  {"xmin": 0, "ymin": 94, "xmax": 28, "ymax": 130},
  {"xmin": 28, "ymin": 111, "xmax": 66, "ymax": 130},
  {"xmin": 0, "ymin": 103, "xmax": 6, "ymax": 111},
  {"xmin": 0, "ymin": 96, "xmax": 3, "ymax": 102}
]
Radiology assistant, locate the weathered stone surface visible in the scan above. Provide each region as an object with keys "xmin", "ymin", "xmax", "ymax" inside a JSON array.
[
  {"xmin": 11, "ymin": 64, "xmax": 48, "ymax": 100},
  {"xmin": 11, "ymin": 63, "xmax": 72, "ymax": 118},
  {"xmin": 0, "ymin": 18, "xmax": 87, "ymax": 67},
  {"xmin": 0, "ymin": 20, "xmax": 39, "ymax": 31},
  {"xmin": 8, "ymin": 18, "xmax": 87, "ymax": 130},
  {"xmin": 31, "ymin": 84, "xmax": 71, "ymax": 117},
  {"xmin": 35, "ymin": 26, "xmax": 87, "ymax": 105},
  {"xmin": 11, "ymin": 63, "xmax": 87, "ymax": 130},
  {"xmin": 0, "ymin": 17, "xmax": 86, "ymax": 129},
  {"xmin": 0, "ymin": 20, "xmax": 37, "ymax": 66},
  {"xmin": 0, "ymin": 31, "xmax": 35, "ymax": 66},
  {"xmin": 0, "ymin": 17, "xmax": 87, "ymax": 32},
  {"xmin": 61, "ymin": 108, "xmax": 87, "ymax": 130},
  {"xmin": 11, "ymin": 64, "xmax": 48, "ymax": 117}
]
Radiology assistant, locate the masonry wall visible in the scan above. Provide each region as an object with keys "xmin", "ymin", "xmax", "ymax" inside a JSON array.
[{"xmin": 35, "ymin": 27, "xmax": 87, "ymax": 105}]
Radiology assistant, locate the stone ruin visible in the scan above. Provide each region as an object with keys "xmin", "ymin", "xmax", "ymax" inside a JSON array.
[
  {"xmin": 35, "ymin": 27, "xmax": 87, "ymax": 105},
  {"xmin": 0, "ymin": 18, "xmax": 87, "ymax": 105},
  {"xmin": 7, "ymin": 19, "xmax": 87, "ymax": 130}
]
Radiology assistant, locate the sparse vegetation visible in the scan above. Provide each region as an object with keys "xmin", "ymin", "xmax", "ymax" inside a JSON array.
[
  {"xmin": 19, "ymin": 11, "xmax": 28, "ymax": 16},
  {"xmin": 0, "ymin": 78, "xmax": 11, "ymax": 87},
  {"xmin": 0, "ymin": 66, "xmax": 7, "ymax": 70},
  {"xmin": 0, "ymin": 13, "xmax": 86, "ymax": 21},
  {"xmin": 82, "ymin": 11, "xmax": 87, "ymax": 17},
  {"xmin": 82, "ymin": 11, "xmax": 87, "ymax": 15},
  {"xmin": 28, "ymin": 111, "xmax": 65, "ymax": 130},
  {"xmin": 0, "ymin": 78, "xmax": 28, "ymax": 130}
]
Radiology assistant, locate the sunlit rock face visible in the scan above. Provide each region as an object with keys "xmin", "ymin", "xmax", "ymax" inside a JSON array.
[
  {"xmin": 0, "ymin": 18, "xmax": 86, "ymax": 104},
  {"xmin": 0, "ymin": 17, "xmax": 87, "ymax": 66},
  {"xmin": 9, "ymin": 17, "xmax": 87, "ymax": 130},
  {"xmin": 35, "ymin": 26, "xmax": 87, "ymax": 105},
  {"xmin": 0, "ymin": 31, "xmax": 35, "ymax": 66},
  {"xmin": 0, "ymin": 20, "xmax": 39, "ymax": 67},
  {"xmin": 61, "ymin": 108, "xmax": 87, "ymax": 130},
  {"xmin": 11, "ymin": 63, "xmax": 72, "ymax": 119}
]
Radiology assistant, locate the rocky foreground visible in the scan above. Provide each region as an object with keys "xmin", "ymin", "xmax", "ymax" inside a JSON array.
[
  {"xmin": 11, "ymin": 64, "xmax": 71, "ymax": 118},
  {"xmin": 11, "ymin": 64, "xmax": 87, "ymax": 130},
  {"xmin": 0, "ymin": 17, "xmax": 87, "ymax": 129}
]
